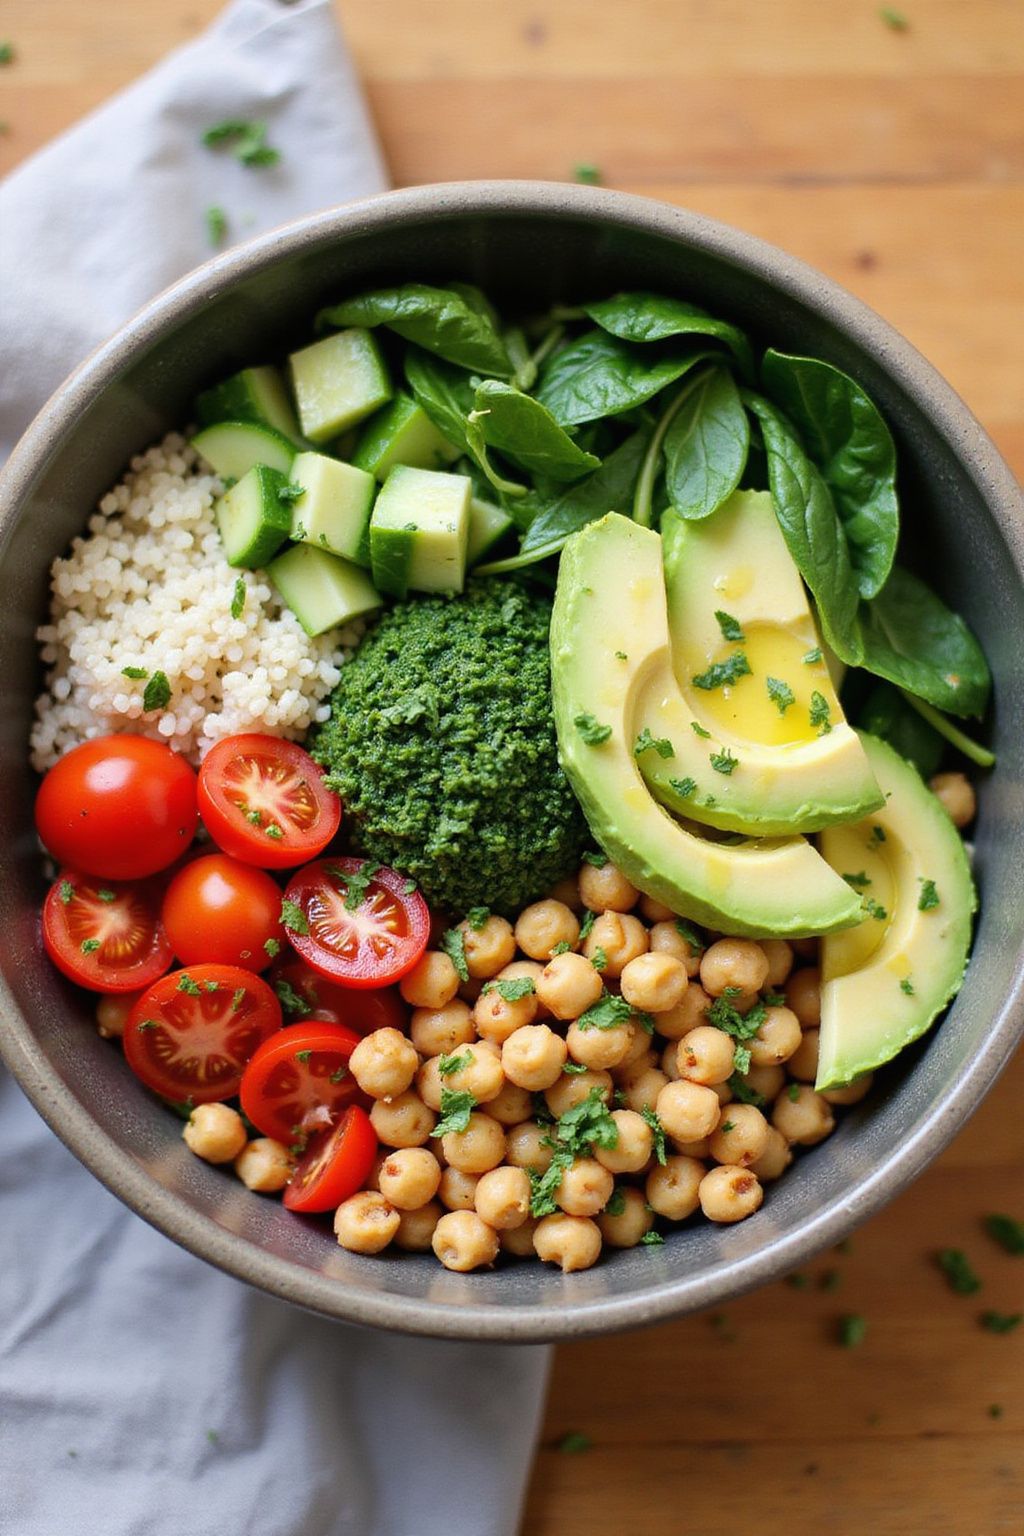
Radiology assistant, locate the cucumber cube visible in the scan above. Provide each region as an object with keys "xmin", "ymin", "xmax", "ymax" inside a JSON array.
[
  {"xmin": 288, "ymin": 451, "xmax": 376, "ymax": 567},
  {"xmin": 289, "ymin": 329, "xmax": 391, "ymax": 444},
  {"xmin": 467, "ymin": 495, "xmax": 514, "ymax": 567},
  {"xmin": 215, "ymin": 465, "xmax": 293, "ymax": 569},
  {"xmin": 196, "ymin": 366, "xmax": 303, "ymax": 445},
  {"xmin": 268, "ymin": 544, "xmax": 382, "ymax": 637},
  {"xmin": 370, "ymin": 465, "xmax": 472, "ymax": 599},
  {"xmin": 192, "ymin": 420, "xmax": 295, "ymax": 480},
  {"xmin": 352, "ymin": 393, "xmax": 460, "ymax": 481}
]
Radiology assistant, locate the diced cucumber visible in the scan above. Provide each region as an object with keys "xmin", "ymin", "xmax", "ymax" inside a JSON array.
[
  {"xmin": 352, "ymin": 393, "xmax": 460, "ymax": 481},
  {"xmin": 215, "ymin": 465, "xmax": 293, "ymax": 568},
  {"xmin": 195, "ymin": 366, "xmax": 304, "ymax": 445},
  {"xmin": 268, "ymin": 544, "xmax": 382, "ymax": 637},
  {"xmin": 466, "ymin": 495, "xmax": 514, "ymax": 567},
  {"xmin": 289, "ymin": 329, "xmax": 392, "ymax": 444},
  {"xmin": 192, "ymin": 420, "xmax": 295, "ymax": 480},
  {"xmin": 288, "ymin": 451, "xmax": 376, "ymax": 567},
  {"xmin": 369, "ymin": 465, "xmax": 472, "ymax": 599}
]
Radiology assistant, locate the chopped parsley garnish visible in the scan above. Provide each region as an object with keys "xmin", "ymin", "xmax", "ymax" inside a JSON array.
[
  {"xmin": 121, "ymin": 665, "xmax": 148, "ymax": 680},
  {"xmin": 604, "ymin": 1187, "xmax": 626, "ymax": 1217},
  {"xmin": 97, "ymin": 888, "xmax": 116, "ymax": 903},
  {"xmin": 58, "ymin": 879, "xmax": 75, "ymax": 905},
  {"xmin": 563, "ymin": 1061, "xmax": 589, "ymax": 1075},
  {"xmin": 274, "ymin": 979, "xmax": 307, "ymax": 1016},
  {"xmin": 809, "ymin": 691, "xmax": 832, "ymax": 734},
  {"xmin": 980, "ymin": 1310, "xmax": 1022, "ymax": 1335},
  {"xmin": 634, "ymin": 728, "xmax": 674, "ymax": 759},
  {"xmin": 766, "ymin": 676, "xmax": 795, "ymax": 715},
  {"xmin": 205, "ymin": 206, "xmax": 228, "ymax": 248},
  {"xmin": 403, "ymin": 878, "xmax": 419, "ymax": 895},
  {"xmin": 202, "ymin": 118, "xmax": 280, "ymax": 167},
  {"xmin": 557, "ymin": 1430, "xmax": 593, "ymax": 1454},
  {"xmin": 80, "ymin": 938, "xmax": 100, "ymax": 954},
  {"xmin": 590, "ymin": 946, "xmax": 607, "ymax": 972},
  {"xmin": 528, "ymin": 1087, "xmax": 619, "ymax": 1216},
  {"xmin": 142, "ymin": 670, "xmax": 171, "ymax": 712},
  {"xmin": 576, "ymin": 992, "xmax": 634, "ymax": 1031},
  {"xmin": 691, "ymin": 652, "xmax": 751, "ymax": 691},
  {"xmin": 295, "ymin": 1050, "xmax": 312, "ymax": 1064},
  {"xmin": 731, "ymin": 1043, "xmax": 752, "ymax": 1074},
  {"xmin": 984, "ymin": 1214, "xmax": 1024, "ymax": 1256},
  {"xmin": 669, "ymin": 776, "xmax": 697, "ymax": 800},
  {"xmin": 863, "ymin": 897, "xmax": 888, "ymax": 921},
  {"xmin": 802, "ymin": 647, "xmax": 822, "ymax": 664},
  {"xmin": 578, "ymin": 908, "xmax": 596, "ymax": 941},
  {"xmin": 705, "ymin": 995, "xmax": 766, "ymax": 1042},
  {"xmin": 581, "ymin": 850, "xmax": 608, "ymax": 868},
  {"xmin": 918, "ymin": 878, "xmax": 940, "ymax": 911},
  {"xmin": 614, "ymin": 650, "xmax": 628, "ymax": 661},
  {"xmin": 573, "ymin": 162, "xmax": 602, "ymax": 184},
  {"xmin": 879, "ymin": 6, "xmax": 909, "ymax": 30},
  {"xmin": 177, "ymin": 974, "xmax": 202, "ymax": 996},
  {"xmin": 574, "ymin": 712, "xmax": 612, "ymax": 745},
  {"xmin": 329, "ymin": 1066, "xmax": 348, "ymax": 1084},
  {"xmin": 640, "ymin": 1106, "xmax": 667, "ymax": 1164},
  {"xmin": 0, "ymin": 43, "xmax": 15, "ymax": 64},
  {"xmin": 675, "ymin": 919, "xmax": 704, "ymax": 957},
  {"xmin": 231, "ymin": 987, "xmax": 246, "ymax": 1011},
  {"xmin": 280, "ymin": 899, "xmax": 308, "ymax": 935},
  {"xmin": 900, "ymin": 976, "xmax": 915, "ymax": 996},
  {"xmin": 786, "ymin": 1272, "xmax": 810, "ymax": 1289},
  {"xmin": 137, "ymin": 1020, "xmax": 158, "ymax": 1032},
  {"xmin": 720, "ymin": 1119, "xmax": 736, "ymax": 1134},
  {"xmin": 842, "ymin": 871, "xmax": 871, "ymax": 890},
  {"xmin": 276, "ymin": 482, "xmax": 305, "ymax": 504},
  {"xmin": 762, "ymin": 992, "xmax": 786, "ymax": 1007},
  {"xmin": 691, "ymin": 720, "xmax": 712, "ymax": 738},
  {"xmin": 230, "ymin": 578, "xmax": 246, "ymax": 620},
  {"xmin": 714, "ymin": 610, "xmax": 745, "ymax": 642},
  {"xmin": 838, "ymin": 1314, "xmax": 867, "ymax": 1348},
  {"xmin": 709, "ymin": 747, "xmax": 738, "ymax": 776},
  {"xmin": 264, "ymin": 938, "xmax": 280, "ymax": 959},
  {"xmin": 787, "ymin": 1082, "xmax": 801, "ymax": 1102},
  {"xmin": 438, "ymin": 1050, "xmax": 473, "ymax": 1078},
  {"xmin": 641, "ymin": 1230, "xmax": 665, "ymax": 1246},
  {"xmin": 265, "ymin": 824, "xmax": 283, "ymax": 840},
  {"xmin": 245, "ymin": 809, "xmax": 262, "ymax": 825},
  {"xmin": 332, "ymin": 860, "xmax": 380, "ymax": 912},
  {"xmin": 818, "ymin": 1268, "xmax": 841, "ymax": 1293},
  {"xmin": 204, "ymin": 980, "xmax": 219, "ymax": 993},
  {"xmin": 727, "ymin": 1074, "xmax": 766, "ymax": 1107},
  {"xmin": 441, "ymin": 926, "xmax": 470, "ymax": 982},
  {"xmin": 722, "ymin": 985, "xmax": 744, "ymax": 997},
  {"xmin": 988, "ymin": 1404, "xmax": 1004, "ymax": 1420},
  {"xmin": 936, "ymin": 1248, "xmax": 981, "ymax": 1295},
  {"xmin": 551, "ymin": 940, "xmax": 571, "ymax": 956},
  {"xmin": 466, "ymin": 906, "xmax": 491, "ymax": 932},
  {"xmin": 431, "ymin": 1088, "xmax": 477, "ymax": 1137},
  {"xmin": 868, "ymin": 824, "xmax": 887, "ymax": 848},
  {"xmin": 481, "ymin": 976, "xmax": 535, "ymax": 1002}
]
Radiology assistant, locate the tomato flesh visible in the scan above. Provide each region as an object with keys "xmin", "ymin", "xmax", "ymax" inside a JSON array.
[
  {"xmin": 283, "ymin": 1104, "xmax": 378, "ymax": 1214},
  {"xmin": 269, "ymin": 957, "xmax": 407, "ymax": 1035},
  {"xmin": 123, "ymin": 964, "xmax": 281, "ymax": 1104},
  {"xmin": 42, "ymin": 872, "xmax": 174, "ymax": 994},
  {"xmin": 282, "ymin": 858, "xmax": 430, "ymax": 989},
  {"xmin": 161, "ymin": 853, "xmax": 285, "ymax": 971},
  {"xmin": 198, "ymin": 734, "xmax": 341, "ymax": 869},
  {"xmin": 239, "ymin": 1021, "xmax": 362, "ymax": 1143}
]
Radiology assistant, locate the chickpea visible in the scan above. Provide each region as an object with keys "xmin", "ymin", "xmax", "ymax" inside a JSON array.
[
  {"xmin": 533, "ymin": 1213, "xmax": 603, "ymax": 1272},
  {"xmin": 377, "ymin": 1147, "xmax": 442, "ymax": 1210},
  {"xmin": 646, "ymin": 1155, "xmax": 704, "ymax": 1220},
  {"xmin": 708, "ymin": 1103, "xmax": 770, "ymax": 1168},
  {"xmin": 612, "ymin": 1048, "xmax": 655, "ymax": 1084},
  {"xmin": 670, "ymin": 1135, "xmax": 710, "ymax": 1159},
  {"xmin": 618, "ymin": 1066, "xmax": 669, "ymax": 1114},
  {"xmin": 333, "ymin": 1191, "xmax": 400, "ymax": 1253},
  {"xmin": 501, "ymin": 1218, "xmax": 540, "ymax": 1258},
  {"xmin": 791, "ymin": 936, "xmax": 819, "ymax": 962},
  {"xmin": 474, "ymin": 984, "xmax": 538, "ymax": 1044},
  {"xmin": 654, "ymin": 983, "xmax": 713, "ymax": 1040},
  {"xmin": 502, "ymin": 1024, "xmax": 568, "ymax": 1091},
  {"xmin": 699, "ymin": 1165, "xmax": 764, "ymax": 1223},
  {"xmin": 566, "ymin": 1018, "xmax": 635, "ymax": 1071},
  {"xmin": 349, "ymin": 1028, "xmax": 419, "ymax": 1101},
  {"xmin": 370, "ymin": 1091, "xmax": 436, "ymax": 1148},
  {"xmin": 700, "ymin": 938, "xmax": 770, "ymax": 998},
  {"xmin": 441, "ymin": 1111, "xmax": 506, "ymax": 1173},
  {"xmin": 416, "ymin": 1056, "xmax": 444, "ymax": 1112},
  {"xmin": 496, "ymin": 960, "xmax": 550, "ymax": 1019},
  {"xmin": 485, "ymin": 1078, "xmax": 533, "ymax": 1126},
  {"xmin": 555, "ymin": 1156, "xmax": 614, "ymax": 1217},
  {"xmin": 410, "ymin": 999, "xmax": 475, "ymax": 1057},
  {"xmin": 505, "ymin": 1120, "xmax": 555, "ymax": 1173},
  {"xmin": 458, "ymin": 976, "xmax": 484, "ymax": 1005},
  {"xmin": 594, "ymin": 1108, "xmax": 653, "ymax": 1174},
  {"xmin": 599, "ymin": 1186, "xmax": 655, "ymax": 1248},
  {"xmin": 748, "ymin": 1006, "xmax": 803, "ymax": 1067},
  {"xmin": 578, "ymin": 859, "xmax": 638, "ymax": 914},
  {"xmin": 785, "ymin": 967, "xmax": 821, "ymax": 1028},
  {"xmin": 234, "ymin": 1137, "xmax": 294, "ymax": 1193},
  {"xmin": 582, "ymin": 911, "xmax": 648, "ymax": 978},
  {"xmin": 639, "ymin": 893, "xmax": 675, "ymax": 924},
  {"xmin": 454, "ymin": 914, "xmax": 513, "ymax": 979},
  {"xmin": 545, "ymin": 1068, "xmax": 612, "ymax": 1119},
  {"xmin": 772, "ymin": 1084, "xmax": 835, "ymax": 1145},
  {"xmin": 95, "ymin": 991, "xmax": 139, "ymax": 1039},
  {"xmin": 620, "ymin": 952, "xmax": 689, "ymax": 1014},
  {"xmin": 709, "ymin": 1079, "xmax": 735, "ymax": 1107},
  {"xmin": 822, "ymin": 1073, "xmax": 874, "ymax": 1106},
  {"xmin": 661, "ymin": 1040, "xmax": 682, "ymax": 1081},
  {"xmin": 438, "ymin": 1167, "xmax": 480, "ymax": 1211},
  {"xmin": 676, "ymin": 1025, "xmax": 735, "ymax": 1086},
  {"xmin": 786, "ymin": 1029, "xmax": 820, "ymax": 1083},
  {"xmin": 619, "ymin": 1023, "xmax": 653, "ymax": 1068},
  {"xmin": 536, "ymin": 951, "xmax": 604, "ymax": 1020},
  {"xmin": 656, "ymin": 1080, "xmax": 721, "ymax": 1143},
  {"xmin": 742, "ymin": 1063, "xmax": 786, "ymax": 1101},
  {"xmin": 759, "ymin": 938, "xmax": 795, "ymax": 988},
  {"xmin": 649, "ymin": 921, "xmax": 703, "ymax": 977},
  {"xmin": 400, "ymin": 950, "xmax": 460, "ymax": 1010},
  {"xmin": 514, "ymin": 900, "xmax": 580, "ymax": 961},
  {"xmin": 183, "ymin": 1103, "xmax": 247, "ymax": 1164},
  {"xmin": 548, "ymin": 874, "xmax": 585, "ymax": 911},
  {"xmin": 394, "ymin": 1200, "xmax": 442, "ymax": 1252},
  {"xmin": 751, "ymin": 1126, "xmax": 793, "ymax": 1182},
  {"xmin": 431, "ymin": 1210, "xmax": 499, "ymax": 1271},
  {"xmin": 474, "ymin": 1165, "xmax": 532, "ymax": 1229},
  {"xmin": 930, "ymin": 771, "xmax": 976, "ymax": 829},
  {"xmin": 438, "ymin": 1042, "xmax": 505, "ymax": 1103}
]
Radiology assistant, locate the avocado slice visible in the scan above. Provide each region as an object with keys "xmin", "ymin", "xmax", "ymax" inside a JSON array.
[
  {"xmin": 816, "ymin": 732, "xmax": 976, "ymax": 1089},
  {"xmin": 635, "ymin": 492, "xmax": 883, "ymax": 836},
  {"xmin": 551, "ymin": 514, "xmax": 865, "ymax": 938}
]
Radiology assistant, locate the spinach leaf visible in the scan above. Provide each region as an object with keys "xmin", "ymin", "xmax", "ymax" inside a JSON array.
[
  {"xmin": 858, "ymin": 564, "xmax": 991, "ymax": 718},
  {"xmin": 469, "ymin": 380, "xmax": 601, "ymax": 483},
  {"xmin": 743, "ymin": 391, "xmax": 863, "ymax": 665},
  {"xmin": 404, "ymin": 348, "xmax": 526, "ymax": 499},
  {"xmin": 536, "ymin": 329, "xmax": 710, "ymax": 427},
  {"xmin": 761, "ymin": 349, "xmax": 898, "ymax": 599},
  {"xmin": 664, "ymin": 366, "xmax": 750, "ymax": 519},
  {"xmin": 584, "ymin": 291, "xmax": 755, "ymax": 380},
  {"xmin": 858, "ymin": 681, "xmax": 945, "ymax": 778},
  {"xmin": 317, "ymin": 282, "xmax": 511, "ymax": 375}
]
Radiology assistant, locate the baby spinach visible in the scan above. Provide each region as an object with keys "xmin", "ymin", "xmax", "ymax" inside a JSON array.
[
  {"xmin": 404, "ymin": 348, "xmax": 527, "ymax": 499},
  {"xmin": 663, "ymin": 365, "xmax": 750, "ymax": 520},
  {"xmin": 469, "ymin": 380, "xmax": 601, "ymax": 483},
  {"xmin": 584, "ymin": 291, "xmax": 755, "ymax": 380},
  {"xmin": 536, "ymin": 329, "xmax": 709, "ymax": 427},
  {"xmin": 857, "ymin": 680, "xmax": 945, "ymax": 778},
  {"xmin": 858, "ymin": 564, "xmax": 991, "ymax": 719},
  {"xmin": 317, "ymin": 282, "xmax": 511, "ymax": 376},
  {"xmin": 761, "ymin": 350, "xmax": 898, "ymax": 600}
]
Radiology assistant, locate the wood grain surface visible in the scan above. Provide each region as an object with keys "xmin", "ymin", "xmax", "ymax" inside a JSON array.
[{"xmin": 1, "ymin": 3, "xmax": 1021, "ymax": 1531}]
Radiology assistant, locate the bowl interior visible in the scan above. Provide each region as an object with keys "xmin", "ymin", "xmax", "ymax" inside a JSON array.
[{"xmin": 1, "ymin": 185, "xmax": 1022, "ymax": 1340}]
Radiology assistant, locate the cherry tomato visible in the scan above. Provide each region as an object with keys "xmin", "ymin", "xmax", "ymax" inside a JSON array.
[
  {"xmin": 239, "ymin": 1021, "xmax": 362, "ymax": 1143},
  {"xmin": 282, "ymin": 858, "xmax": 430, "ymax": 990},
  {"xmin": 270, "ymin": 957, "xmax": 407, "ymax": 1035},
  {"xmin": 35, "ymin": 736, "xmax": 198, "ymax": 880},
  {"xmin": 161, "ymin": 854, "xmax": 285, "ymax": 972},
  {"xmin": 42, "ymin": 871, "xmax": 173, "ymax": 994},
  {"xmin": 283, "ymin": 1104, "xmax": 378, "ymax": 1214},
  {"xmin": 197, "ymin": 734, "xmax": 341, "ymax": 869},
  {"xmin": 123, "ymin": 964, "xmax": 281, "ymax": 1104}
]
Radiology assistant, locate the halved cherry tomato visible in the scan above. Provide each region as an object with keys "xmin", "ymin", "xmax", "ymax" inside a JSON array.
[
  {"xmin": 35, "ymin": 735, "xmax": 198, "ymax": 880},
  {"xmin": 161, "ymin": 854, "xmax": 285, "ymax": 971},
  {"xmin": 283, "ymin": 1104, "xmax": 378, "ymax": 1214},
  {"xmin": 270, "ymin": 957, "xmax": 407, "ymax": 1035},
  {"xmin": 282, "ymin": 858, "xmax": 430, "ymax": 990},
  {"xmin": 42, "ymin": 872, "xmax": 174, "ymax": 994},
  {"xmin": 198, "ymin": 734, "xmax": 341, "ymax": 869},
  {"xmin": 239, "ymin": 1021, "xmax": 362, "ymax": 1143},
  {"xmin": 123, "ymin": 964, "xmax": 281, "ymax": 1104}
]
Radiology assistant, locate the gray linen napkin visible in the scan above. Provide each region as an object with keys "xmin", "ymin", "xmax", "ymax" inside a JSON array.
[{"xmin": 0, "ymin": 4, "xmax": 551, "ymax": 1533}]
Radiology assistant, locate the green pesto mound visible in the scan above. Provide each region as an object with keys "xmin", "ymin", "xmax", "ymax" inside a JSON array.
[{"xmin": 312, "ymin": 579, "xmax": 588, "ymax": 914}]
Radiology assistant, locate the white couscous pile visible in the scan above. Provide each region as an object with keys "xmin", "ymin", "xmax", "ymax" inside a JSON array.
[{"xmin": 30, "ymin": 433, "xmax": 358, "ymax": 770}]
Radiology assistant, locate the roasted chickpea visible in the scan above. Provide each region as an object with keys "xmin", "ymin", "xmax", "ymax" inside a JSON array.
[
  {"xmin": 646, "ymin": 1155, "xmax": 703, "ymax": 1220},
  {"xmin": 500, "ymin": 1218, "xmax": 541, "ymax": 1258},
  {"xmin": 656, "ymin": 1079, "xmax": 721, "ymax": 1142},
  {"xmin": 438, "ymin": 1042, "xmax": 505, "ymax": 1103},
  {"xmin": 598, "ymin": 1186, "xmax": 655, "ymax": 1248},
  {"xmin": 473, "ymin": 983, "xmax": 538, "ymax": 1044},
  {"xmin": 676, "ymin": 1025, "xmax": 735, "ymax": 1085},
  {"xmin": 751, "ymin": 1126, "xmax": 793, "ymax": 1182},
  {"xmin": 183, "ymin": 1103, "xmax": 247, "ymax": 1164},
  {"xmin": 370, "ymin": 1091, "xmax": 436, "ymax": 1148},
  {"xmin": 785, "ymin": 966, "xmax": 821, "ymax": 1028},
  {"xmin": 772, "ymin": 1084, "xmax": 835, "ymax": 1145},
  {"xmin": 441, "ymin": 1111, "xmax": 506, "ymax": 1173},
  {"xmin": 502, "ymin": 1024, "xmax": 568, "ymax": 1091},
  {"xmin": 748, "ymin": 1006, "xmax": 803, "ymax": 1067},
  {"xmin": 618, "ymin": 1065, "xmax": 670, "ymax": 1114},
  {"xmin": 533, "ymin": 1213, "xmax": 602, "ymax": 1272},
  {"xmin": 758, "ymin": 938, "xmax": 795, "ymax": 988},
  {"xmin": 334, "ymin": 1191, "xmax": 400, "ymax": 1253},
  {"xmin": 461, "ymin": 915, "xmax": 517, "ymax": 979},
  {"xmin": 349, "ymin": 1027, "xmax": 419, "ymax": 1101},
  {"xmin": 699, "ymin": 1164, "xmax": 764, "ymax": 1222},
  {"xmin": 654, "ymin": 983, "xmax": 713, "ymax": 1040},
  {"xmin": 566, "ymin": 1018, "xmax": 635, "ymax": 1071},
  {"xmin": 432, "ymin": 1209, "xmax": 499, "ymax": 1271},
  {"xmin": 485, "ymin": 1078, "xmax": 534, "ymax": 1126},
  {"xmin": 545, "ymin": 1068, "xmax": 612, "ymax": 1119},
  {"xmin": 594, "ymin": 1108, "xmax": 653, "ymax": 1174},
  {"xmin": 438, "ymin": 1167, "xmax": 480, "ymax": 1211},
  {"xmin": 536, "ymin": 951, "xmax": 604, "ymax": 1020},
  {"xmin": 474, "ymin": 1165, "xmax": 531, "ymax": 1229},
  {"xmin": 822, "ymin": 1073, "xmax": 874, "ymax": 1106},
  {"xmin": 400, "ymin": 950, "xmax": 460, "ymax": 1010},
  {"xmin": 410, "ymin": 999, "xmax": 475, "ymax": 1057},
  {"xmin": 741, "ymin": 1063, "xmax": 786, "ymax": 1101},
  {"xmin": 95, "ymin": 992, "xmax": 138, "ymax": 1039},
  {"xmin": 649, "ymin": 921, "xmax": 703, "ymax": 977},
  {"xmin": 582, "ymin": 911, "xmax": 648, "ymax": 978},
  {"xmin": 620, "ymin": 951, "xmax": 689, "ymax": 1015},
  {"xmin": 708, "ymin": 1103, "xmax": 770, "ymax": 1168},
  {"xmin": 505, "ymin": 1120, "xmax": 554, "ymax": 1172},
  {"xmin": 555, "ymin": 1156, "xmax": 614, "ymax": 1217},
  {"xmin": 700, "ymin": 938, "xmax": 770, "ymax": 998},
  {"xmin": 514, "ymin": 900, "xmax": 580, "ymax": 961},
  {"xmin": 578, "ymin": 860, "xmax": 638, "ymax": 914},
  {"xmin": 394, "ymin": 1200, "xmax": 443, "ymax": 1251},
  {"xmin": 416, "ymin": 1056, "xmax": 444, "ymax": 1112},
  {"xmin": 377, "ymin": 1147, "xmax": 442, "ymax": 1210},
  {"xmin": 234, "ymin": 1137, "xmax": 294, "ymax": 1193},
  {"xmin": 930, "ymin": 771, "xmax": 976, "ymax": 828},
  {"xmin": 786, "ymin": 1029, "xmax": 820, "ymax": 1083}
]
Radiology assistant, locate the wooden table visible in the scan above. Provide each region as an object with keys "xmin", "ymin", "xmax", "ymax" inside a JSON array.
[{"xmin": 3, "ymin": 3, "xmax": 1022, "ymax": 1530}]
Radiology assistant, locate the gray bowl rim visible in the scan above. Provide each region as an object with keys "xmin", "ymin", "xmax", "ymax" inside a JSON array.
[{"xmin": 1, "ymin": 180, "xmax": 1022, "ymax": 1342}]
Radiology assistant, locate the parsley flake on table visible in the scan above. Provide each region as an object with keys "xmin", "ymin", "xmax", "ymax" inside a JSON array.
[
  {"xmin": 280, "ymin": 898, "xmax": 309, "ymax": 935},
  {"xmin": 766, "ymin": 676, "xmax": 795, "ymax": 715},
  {"xmin": 838, "ymin": 1314, "xmax": 867, "ymax": 1348},
  {"xmin": 692, "ymin": 652, "xmax": 751, "ymax": 691},
  {"xmin": 710, "ymin": 747, "xmax": 738, "ymax": 776},
  {"xmin": 574, "ymin": 712, "xmax": 612, "ymax": 745},
  {"xmin": 557, "ymin": 1430, "xmax": 593, "ymax": 1453},
  {"xmin": 0, "ymin": 43, "xmax": 14, "ymax": 64},
  {"xmin": 634, "ymin": 728, "xmax": 674, "ymax": 759},
  {"xmin": 879, "ymin": 6, "xmax": 909, "ymax": 30},
  {"xmin": 430, "ymin": 1088, "xmax": 477, "ymax": 1137},
  {"xmin": 980, "ymin": 1310, "xmax": 1022, "ymax": 1335},
  {"xmin": 714, "ymin": 610, "xmax": 745, "ymax": 642},
  {"xmin": 142, "ymin": 670, "xmax": 171, "ymax": 712},
  {"xmin": 206, "ymin": 206, "xmax": 228, "ymax": 248},
  {"xmin": 983, "ymin": 1214, "xmax": 1024, "ymax": 1256},
  {"xmin": 937, "ymin": 1248, "xmax": 982, "ymax": 1295},
  {"xmin": 441, "ymin": 926, "xmax": 469, "ymax": 982}
]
